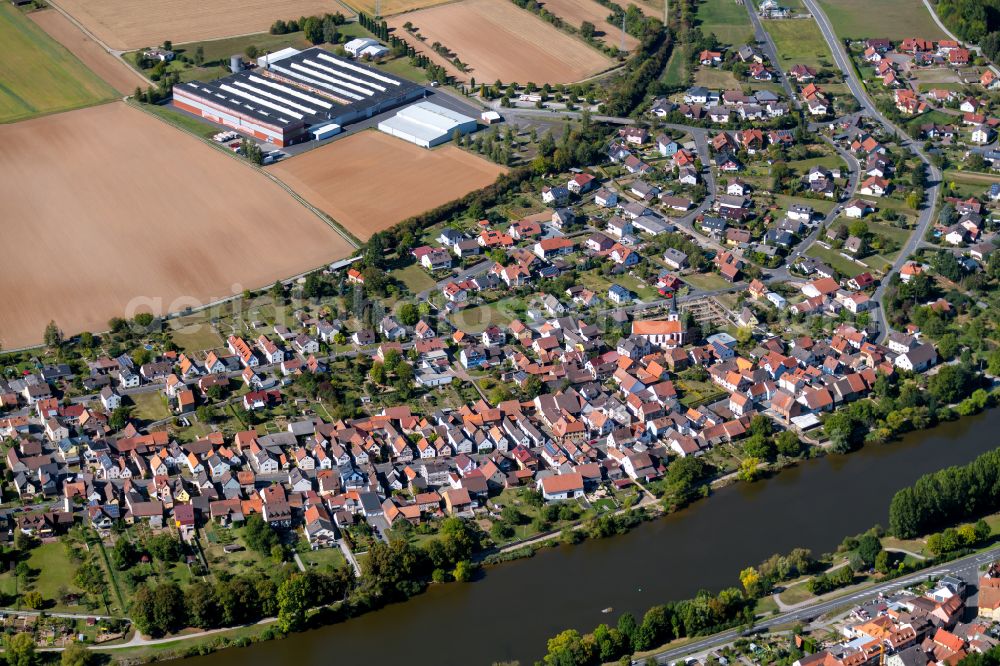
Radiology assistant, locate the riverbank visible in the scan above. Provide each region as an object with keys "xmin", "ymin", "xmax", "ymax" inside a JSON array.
[{"xmin": 103, "ymin": 407, "xmax": 999, "ymax": 666}]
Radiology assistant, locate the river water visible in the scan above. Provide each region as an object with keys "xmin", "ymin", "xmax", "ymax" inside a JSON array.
[{"xmin": 178, "ymin": 409, "xmax": 1000, "ymax": 666}]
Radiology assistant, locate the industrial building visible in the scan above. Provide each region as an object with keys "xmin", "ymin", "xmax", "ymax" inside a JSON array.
[
  {"xmin": 377, "ymin": 101, "xmax": 478, "ymax": 148},
  {"xmin": 172, "ymin": 47, "xmax": 423, "ymax": 146}
]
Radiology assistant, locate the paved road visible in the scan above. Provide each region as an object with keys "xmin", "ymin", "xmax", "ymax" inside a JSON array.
[
  {"xmin": 742, "ymin": 2, "xmax": 797, "ymax": 103},
  {"xmin": 802, "ymin": 0, "xmax": 942, "ymax": 342},
  {"xmin": 642, "ymin": 547, "xmax": 1000, "ymax": 664}
]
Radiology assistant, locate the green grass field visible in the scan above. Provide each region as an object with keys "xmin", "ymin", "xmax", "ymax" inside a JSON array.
[
  {"xmin": 816, "ymin": 0, "xmax": 946, "ymax": 40},
  {"xmin": 137, "ymin": 101, "xmax": 219, "ymax": 138},
  {"xmin": 696, "ymin": 0, "xmax": 754, "ymax": 46},
  {"xmin": 661, "ymin": 49, "xmax": 688, "ymax": 86},
  {"xmin": 0, "ymin": 3, "xmax": 117, "ymax": 123},
  {"xmin": 0, "ymin": 542, "xmax": 86, "ymax": 611},
  {"xmin": 169, "ymin": 321, "xmax": 224, "ymax": 353},
  {"xmin": 129, "ymin": 391, "xmax": 171, "ymax": 423},
  {"xmin": 762, "ymin": 18, "xmax": 834, "ymax": 69},
  {"xmin": 392, "ymin": 263, "xmax": 437, "ymax": 294}
]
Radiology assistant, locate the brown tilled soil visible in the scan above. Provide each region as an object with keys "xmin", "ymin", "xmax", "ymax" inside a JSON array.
[
  {"xmin": 268, "ymin": 130, "xmax": 506, "ymax": 241},
  {"xmin": 387, "ymin": 0, "xmax": 613, "ymax": 84},
  {"xmin": 538, "ymin": 0, "xmax": 640, "ymax": 51},
  {"xmin": 0, "ymin": 103, "xmax": 353, "ymax": 349}
]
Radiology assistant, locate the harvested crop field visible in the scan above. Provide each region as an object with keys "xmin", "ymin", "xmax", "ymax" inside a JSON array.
[
  {"xmin": 269, "ymin": 130, "xmax": 506, "ymax": 241},
  {"xmin": 0, "ymin": 3, "xmax": 116, "ymax": 123},
  {"xmin": 538, "ymin": 0, "xmax": 639, "ymax": 50},
  {"xmin": 342, "ymin": 0, "xmax": 452, "ymax": 17},
  {"xmin": 29, "ymin": 9, "xmax": 147, "ymax": 95},
  {"xmin": 387, "ymin": 0, "xmax": 613, "ymax": 84},
  {"xmin": 0, "ymin": 103, "xmax": 352, "ymax": 349},
  {"xmin": 52, "ymin": 0, "xmax": 339, "ymax": 50}
]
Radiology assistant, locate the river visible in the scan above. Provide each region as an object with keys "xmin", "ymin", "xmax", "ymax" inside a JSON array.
[{"xmin": 178, "ymin": 409, "xmax": 1000, "ymax": 666}]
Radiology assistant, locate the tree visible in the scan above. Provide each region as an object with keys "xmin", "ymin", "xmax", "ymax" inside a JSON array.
[
  {"xmin": 277, "ymin": 574, "xmax": 312, "ymax": 632},
  {"xmin": 111, "ymin": 537, "xmax": 138, "ymax": 570},
  {"xmin": 185, "ymin": 582, "xmax": 219, "ymax": 629},
  {"xmin": 856, "ymin": 534, "xmax": 882, "ymax": 567},
  {"xmin": 740, "ymin": 566, "xmax": 763, "ymax": 596},
  {"xmin": 580, "ymin": 20, "xmax": 596, "ymax": 39},
  {"xmin": 927, "ymin": 364, "xmax": 973, "ymax": 404},
  {"xmin": 398, "ymin": 302, "xmax": 418, "ymax": 326},
  {"xmin": 775, "ymin": 430, "xmax": 802, "ymax": 457},
  {"xmin": 22, "ymin": 590, "xmax": 44, "ymax": 609},
  {"xmin": 61, "ymin": 642, "xmax": 92, "ymax": 666},
  {"xmin": 44, "ymin": 320, "xmax": 63, "ymax": 349},
  {"xmin": 147, "ymin": 533, "xmax": 183, "ymax": 562},
  {"xmin": 543, "ymin": 629, "xmax": 595, "ymax": 666},
  {"xmin": 453, "ymin": 560, "xmax": 473, "ymax": 582},
  {"xmin": 738, "ymin": 457, "xmax": 761, "ymax": 482},
  {"xmin": 6, "ymin": 633, "xmax": 37, "ymax": 666}
]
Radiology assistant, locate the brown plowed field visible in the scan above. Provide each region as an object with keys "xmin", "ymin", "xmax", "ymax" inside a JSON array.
[
  {"xmin": 52, "ymin": 0, "xmax": 338, "ymax": 50},
  {"xmin": 0, "ymin": 103, "xmax": 352, "ymax": 349},
  {"xmin": 539, "ymin": 0, "xmax": 639, "ymax": 51},
  {"xmin": 269, "ymin": 130, "xmax": 505, "ymax": 241},
  {"xmin": 387, "ymin": 0, "xmax": 613, "ymax": 84},
  {"xmin": 29, "ymin": 9, "xmax": 147, "ymax": 95}
]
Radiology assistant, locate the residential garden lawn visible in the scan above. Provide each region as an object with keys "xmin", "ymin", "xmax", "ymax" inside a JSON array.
[
  {"xmin": 677, "ymin": 378, "xmax": 727, "ymax": 408},
  {"xmin": 694, "ymin": 67, "xmax": 741, "ymax": 89},
  {"xmin": 696, "ymin": 0, "xmax": 754, "ymax": 46},
  {"xmin": 0, "ymin": 3, "xmax": 117, "ymax": 122},
  {"xmin": 867, "ymin": 220, "xmax": 913, "ymax": 246},
  {"xmin": 683, "ymin": 271, "xmax": 734, "ymax": 291},
  {"xmin": 943, "ymin": 169, "xmax": 1000, "ymax": 198},
  {"xmin": 787, "ymin": 155, "xmax": 844, "ymax": 175},
  {"xmin": 392, "ymin": 263, "xmax": 437, "ymax": 295},
  {"xmin": 861, "ymin": 254, "xmax": 893, "ymax": 272},
  {"xmin": 816, "ymin": 0, "xmax": 946, "ymax": 40},
  {"xmin": 451, "ymin": 298, "xmax": 520, "ymax": 333},
  {"xmin": 298, "ymin": 547, "xmax": 347, "ymax": 571},
  {"xmin": 762, "ymin": 18, "xmax": 834, "ymax": 69},
  {"xmin": 778, "ymin": 582, "xmax": 816, "ymax": 606},
  {"xmin": 169, "ymin": 320, "xmax": 223, "ymax": 354},
  {"xmin": 903, "ymin": 109, "xmax": 953, "ymax": 134},
  {"xmin": 861, "ymin": 195, "xmax": 916, "ymax": 216},
  {"xmin": 0, "ymin": 541, "xmax": 86, "ymax": 611},
  {"xmin": 773, "ymin": 193, "xmax": 836, "ymax": 215},
  {"xmin": 807, "ymin": 245, "xmax": 868, "ymax": 277},
  {"xmin": 129, "ymin": 391, "xmax": 172, "ymax": 423}
]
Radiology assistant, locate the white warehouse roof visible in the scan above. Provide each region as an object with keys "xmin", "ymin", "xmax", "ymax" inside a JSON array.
[
  {"xmin": 377, "ymin": 101, "xmax": 477, "ymax": 147},
  {"xmin": 256, "ymin": 47, "xmax": 300, "ymax": 68}
]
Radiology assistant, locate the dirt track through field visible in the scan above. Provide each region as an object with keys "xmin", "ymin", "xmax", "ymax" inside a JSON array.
[
  {"xmin": 29, "ymin": 9, "xmax": 147, "ymax": 95},
  {"xmin": 0, "ymin": 103, "xmax": 352, "ymax": 349},
  {"xmin": 52, "ymin": 0, "xmax": 339, "ymax": 50},
  {"xmin": 388, "ymin": 0, "xmax": 613, "ymax": 84},
  {"xmin": 539, "ymin": 0, "xmax": 639, "ymax": 50},
  {"xmin": 269, "ymin": 130, "xmax": 505, "ymax": 241}
]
